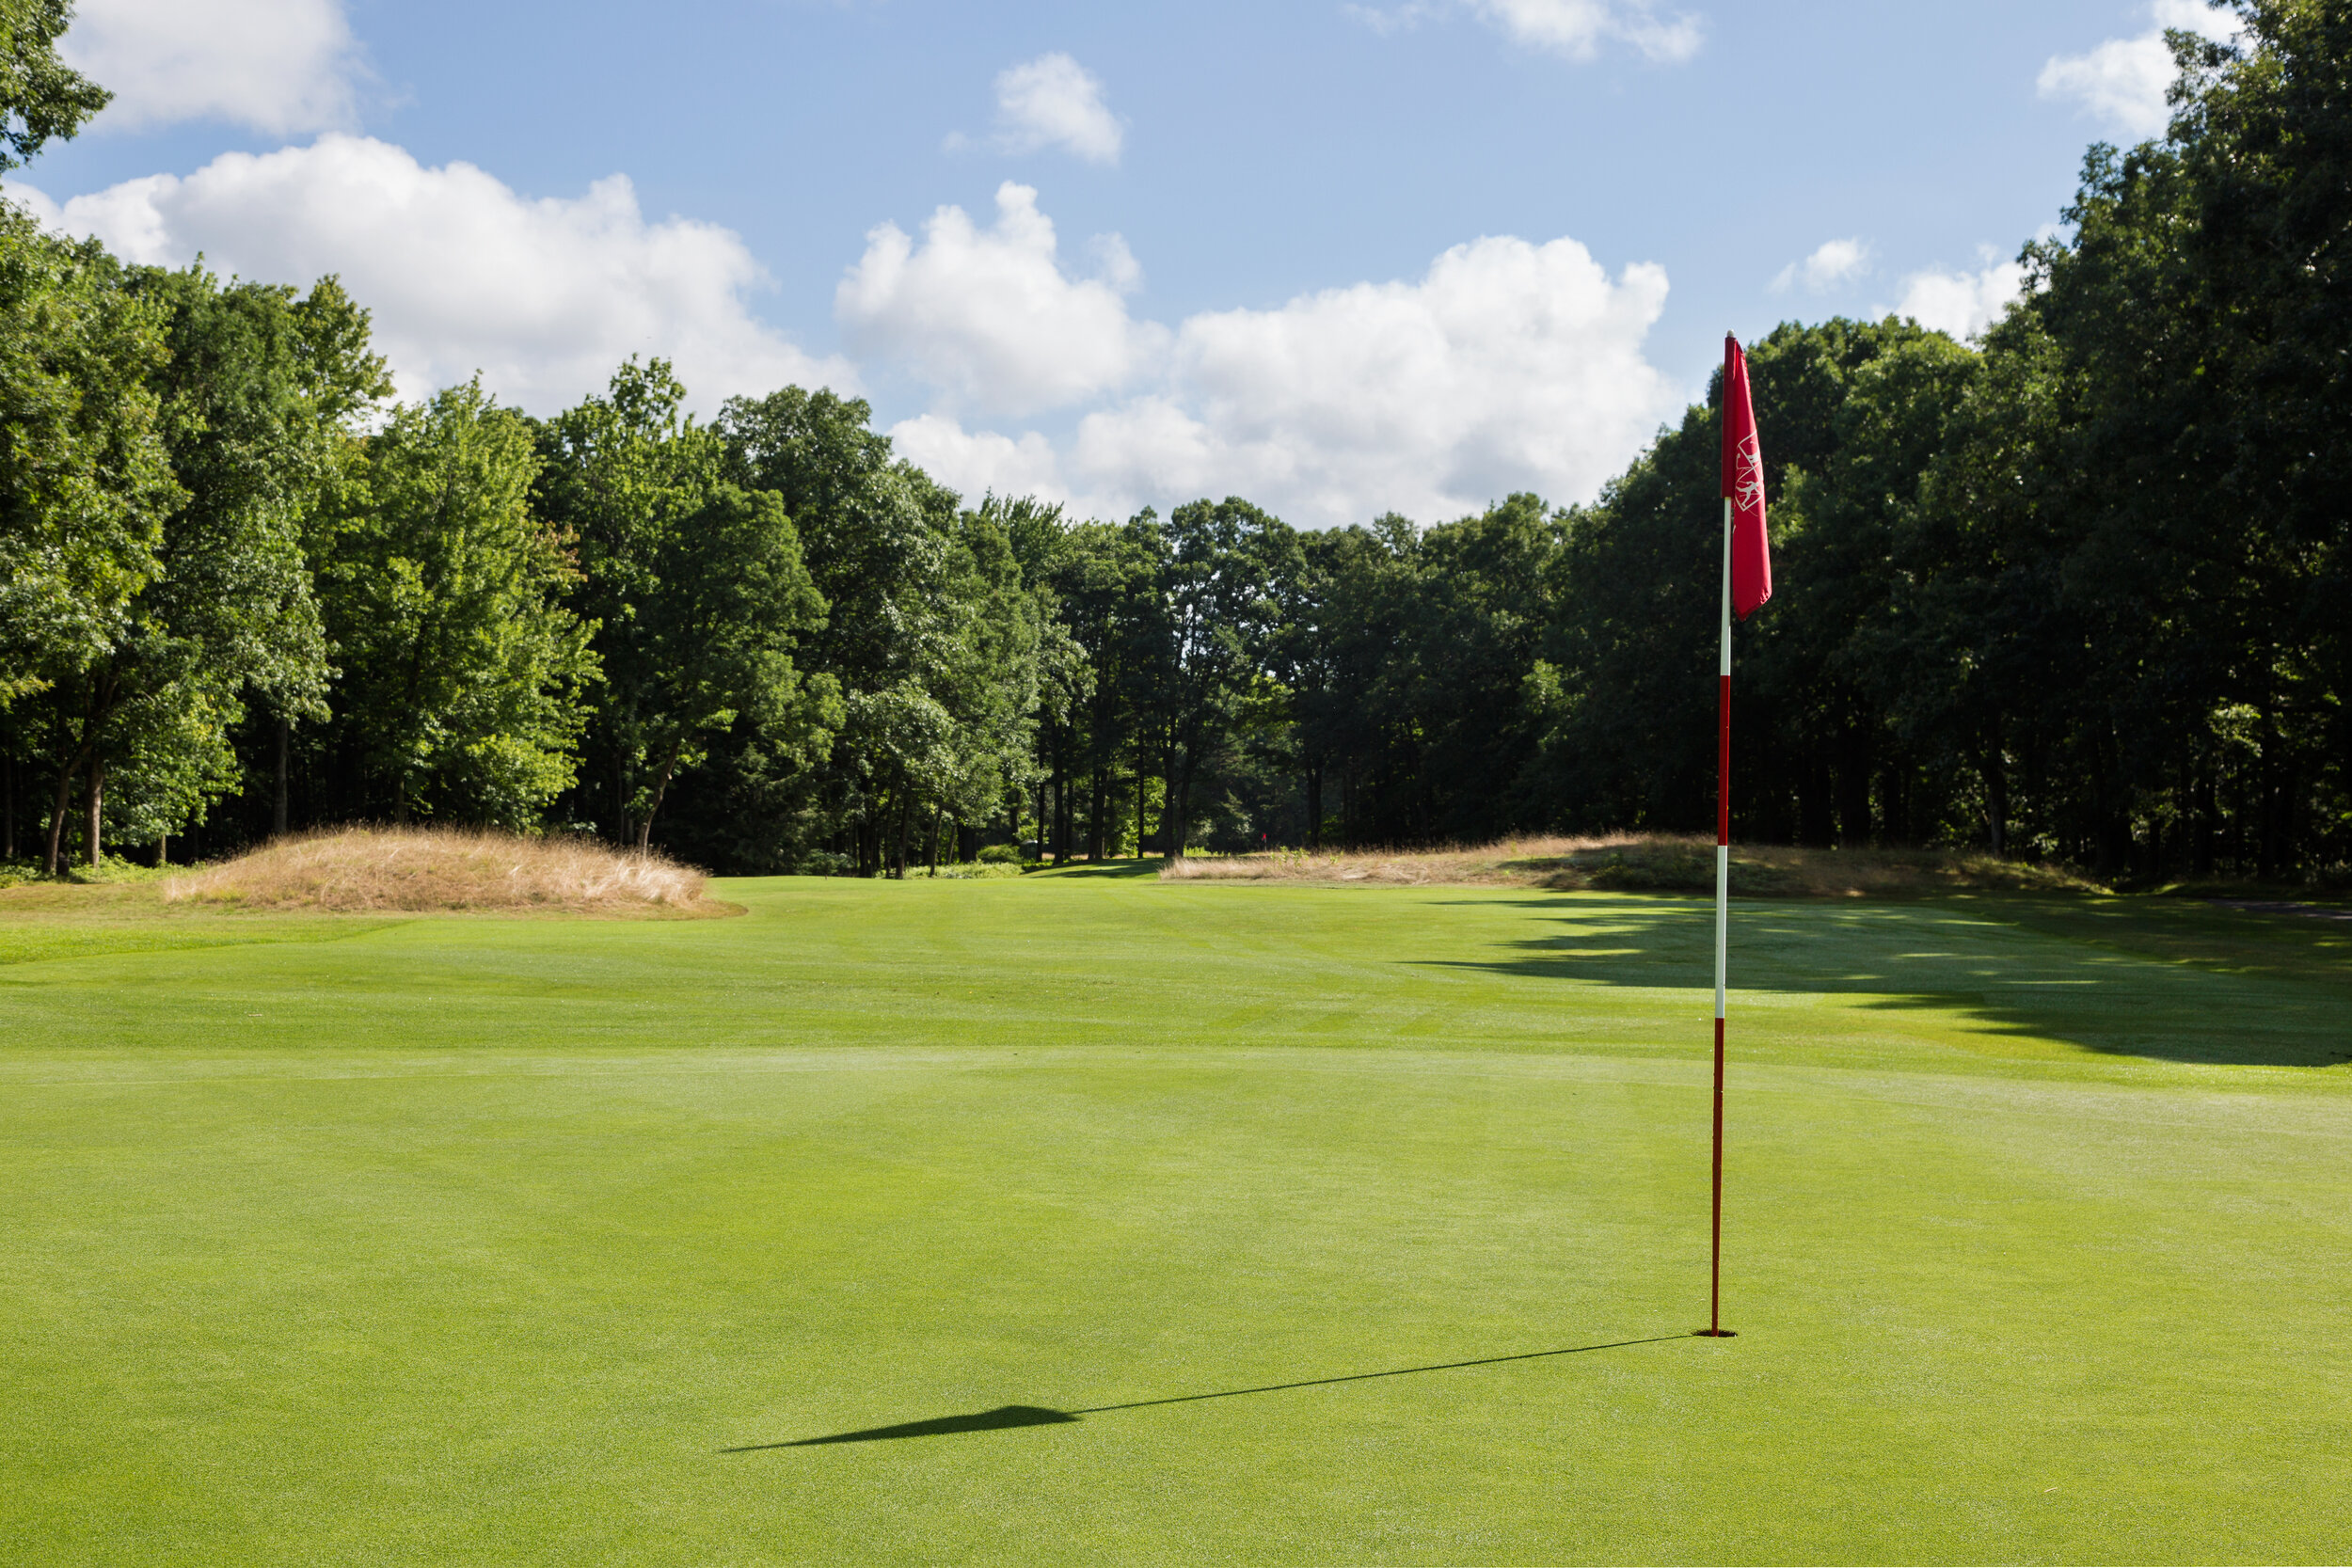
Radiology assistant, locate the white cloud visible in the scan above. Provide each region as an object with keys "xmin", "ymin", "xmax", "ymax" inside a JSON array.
[
  {"xmin": 889, "ymin": 415, "xmax": 1068, "ymax": 505},
  {"xmin": 60, "ymin": 0, "xmax": 365, "ymax": 135},
  {"xmin": 836, "ymin": 181, "xmax": 1164, "ymax": 418},
  {"xmin": 1349, "ymin": 0, "xmax": 1703, "ymax": 62},
  {"xmin": 12, "ymin": 135, "xmax": 851, "ymax": 413},
  {"xmin": 1895, "ymin": 254, "xmax": 2028, "ymax": 340},
  {"xmin": 2038, "ymin": 0, "xmax": 2242, "ymax": 139},
  {"xmin": 986, "ymin": 54, "xmax": 1123, "ymax": 165},
  {"xmin": 1472, "ymin": 0, "xmax": 1703, "ymax": 61},
  {"xmin": 886, "ymin": 214, "xmax": 1679, "ymax": 529},
  {"xmin": 1771, "ymin": 237, "xmax": 1869, "ymax": 294}
]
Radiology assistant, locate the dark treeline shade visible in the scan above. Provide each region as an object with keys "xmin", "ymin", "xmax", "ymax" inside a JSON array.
[{"xmin": 2, "ymin": 1, "xmax": 2346, "ymax": 882}]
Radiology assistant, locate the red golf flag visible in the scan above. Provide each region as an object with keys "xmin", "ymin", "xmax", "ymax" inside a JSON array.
[{"xmin": 1721, "ymin": 336, "xmax": 1772, "ymax": 619}]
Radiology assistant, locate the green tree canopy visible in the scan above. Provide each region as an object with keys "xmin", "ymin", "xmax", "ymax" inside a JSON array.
[
  {"xmin": 541, "ymin": 361, "xmax": 833, "ymax": 849},
  {"xmin": 320, "ymin": 379, "xmax": 598, "ymax": 826},
  {"xmin": 0, "ymin": 0, "xmax": 107, "ymax": 171}
]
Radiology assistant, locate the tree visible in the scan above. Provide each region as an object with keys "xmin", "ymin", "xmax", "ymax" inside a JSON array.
[
  {"xmin": 1282, "ymin": 517, "xmax": 1417, "ymax": 847},
  {"xmin": 1049, "ymin": 511, "xmax": 1164, "ymax": 858},
  {"xmin": 1389, "ymin": 495, "xmax": 1561, "ymax": 841},
  {"xmin": 0, "ymin": 209, "xmax": 174, "ymax": 721},
  {"xmin": 543, "ymin": 361, "xmax": 833, "ymax": 850},
  {"xmin": 1761, "ymin": 325, "xmax": 1979, "ymax": 847},
  {"xmin": 319, "ymin": 380, "xmax": 597, "ymax": 827},
  {"xmin": 1152, "ymin": 499, "xmax": 1289, "ymax": 858},
  {"xmin": 708, "ymin": 388, "xmax": 1066, "ymax": 876},
  {"xmin": 0, "ymin": 0, "xmax": 108, "ymax": 172},
  {"xmin": 1537, "ymin": 401, "xmax": 1723, "ymax": 834},
  {"xmin": 0, "ymin": 222, "xmax": 201, "ymax": 872}
]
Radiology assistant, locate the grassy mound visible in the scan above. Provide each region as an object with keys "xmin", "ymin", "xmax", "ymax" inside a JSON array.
[
  {"xmin": 162, "ymin": 825, "xmax": 715, "ymax": 914},
  {"xmin": 1162, "ymin": 832, "xmax": 2102, "ymax": 897}
]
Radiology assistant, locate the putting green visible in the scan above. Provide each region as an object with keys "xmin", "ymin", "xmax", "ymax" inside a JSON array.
[{"xmin": 1, "ymin": 873, "xmax": 2345, "ymax": 1563}]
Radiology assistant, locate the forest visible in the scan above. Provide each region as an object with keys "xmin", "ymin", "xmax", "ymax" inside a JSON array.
[{"xmin": 1, "ymin": 1, "xmax": 2345, "ymax": 883}]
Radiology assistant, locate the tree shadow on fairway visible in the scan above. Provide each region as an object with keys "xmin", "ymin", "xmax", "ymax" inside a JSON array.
[
  {"xmin": 725, "ymin": 1335, "xmax": 1688, "ymax": 1451},
  {"xmin": 1028, "ymin": 859, "xmax": 1164, "ymax": 879},
  {"xmin": 1422, "ymin": 895, "xmax": 2352, "ymax": 1069}
]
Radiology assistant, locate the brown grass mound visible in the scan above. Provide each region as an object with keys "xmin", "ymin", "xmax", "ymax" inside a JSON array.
[
  {"xmin": 163, "ymin": 825, "xmax": 717, "ymax": 914},
  {"xmin": 1160, "ymin": 833, "xmax": 2102, "ymax": 898}
]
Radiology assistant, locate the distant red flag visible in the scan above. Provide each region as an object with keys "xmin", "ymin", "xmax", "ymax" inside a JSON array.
[{"xmin": 1721, "ymin": 336, "xmax": 1772, "ymax": 620}]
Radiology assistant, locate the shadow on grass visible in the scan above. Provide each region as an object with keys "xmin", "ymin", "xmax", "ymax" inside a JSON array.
[
  {"xmin": 1030, "ymin": 858, "xmax": 1165, "ymax": 880},
  {"xmin": 1422, "ymin": 894, "xmax": 2352, "ymax": 1068},
  {"xmin": 727, "ymin": 1334, "xmax": 1688, "ymax": 1451}
]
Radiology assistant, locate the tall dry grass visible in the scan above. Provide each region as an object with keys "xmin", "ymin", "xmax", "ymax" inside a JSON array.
[
  {"xmin": 163, "ymin": 825, "xmax": 714, "ymax": 914},
  {"xmin": 1160, "ymin": 833, "xmax": 2101, "ymax": 898}
]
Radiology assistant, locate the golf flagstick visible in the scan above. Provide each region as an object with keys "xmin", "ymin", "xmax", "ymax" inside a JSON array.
[
  {"xmin": 1706, "ymin": 489, "xmax": 1732, "ymax": 1338},
  {"xmin": 1704, "ymin": 333, "xmax": 1772, "ymax": 1339}
]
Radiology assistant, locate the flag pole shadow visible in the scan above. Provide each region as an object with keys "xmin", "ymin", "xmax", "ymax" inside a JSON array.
[{"xmin": 724, "ymin": 1333, "xmax": 1708, "ymax": 1452}]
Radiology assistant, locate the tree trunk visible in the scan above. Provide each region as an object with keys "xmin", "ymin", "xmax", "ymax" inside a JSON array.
[
  {"xmin": 274, "ymin": 715, "xmax": 291, "ymax": 836},
  {"xmin": 156, "ymin": 832, "xmax": 167, "ymax": 867},
  {"xmin": 1088, "ymin": 770, "xmax": 1105, "ymax": 861},
  {"xmin": 636, "ymin": 739, "xmax": 682, "ymax": 851},
  {"xmin": 85, "ymin": 756, "xmax": 103, "ymax": 869},
  {"xmin": 1836, "ymin": 720, "xmax": 1874, "ymax": 848},
  {"xmin": 2193, "ymin": 752, "xmax": 2216, "ymax": 879},
  {"xmin": 1798, "ymin": 744, "xmax": 1835, "ymax": 847},
  {"xmin": 1981, "ymin": 728, "xmax": 2009, "ymax": 859},
  {"xmin": 1306, "ymin": 763, "xmax": 1323, "ymax": 850},
  {"xmin": 1168, "ymin": 757, "xmax": 1191, "ymax": 860},
  {"xmin": 1136, "ymin": 769, "xmax": 1147, "ymax": 859},
  {"xmin": 1879, "ymin": 760, "xmax": 1911, "ymax": 845},
  {"xmin": 44, "ymin": 761, "xmax": 74, "ymax": 876},
  {"xmin": 928, "ymin": 805, "xmax": 942, "ymax": 875},
  {"xmin": 2090, "ymin": 728, "xmax": 2127, "ymax": 879}
]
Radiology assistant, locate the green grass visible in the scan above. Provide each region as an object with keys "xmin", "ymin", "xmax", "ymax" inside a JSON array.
[{"xmin": 2, "ymin": 869, "xmax": 2346, "ymax": 1564}]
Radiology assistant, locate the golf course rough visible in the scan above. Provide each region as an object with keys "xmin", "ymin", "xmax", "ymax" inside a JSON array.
[{"xmin": 1, "ymin": 870, "xmax": 2345, "ymax": 1564}]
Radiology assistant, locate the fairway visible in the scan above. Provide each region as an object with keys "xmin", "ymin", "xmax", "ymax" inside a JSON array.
[{"xmin": 3, "ymin": 874, "xmax": 2347, "ymax": 1564}]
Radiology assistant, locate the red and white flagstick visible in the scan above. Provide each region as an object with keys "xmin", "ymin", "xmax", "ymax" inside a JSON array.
[
  {"xmin": 1703, "ymin": 332, "xmax": 1768, "ymax": 1338},
  {"xmin": 1702, "ymin": 487, "xmax": 1736, "ymax": 1339}
]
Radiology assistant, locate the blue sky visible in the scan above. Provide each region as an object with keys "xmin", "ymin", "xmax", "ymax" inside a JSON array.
[{"xmin": 15, "ymin": 0, "xmax": 2226, "ymax": 526}]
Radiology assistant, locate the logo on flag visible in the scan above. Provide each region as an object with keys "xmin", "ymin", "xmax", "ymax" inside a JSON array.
[{"xmin": 1731, "ymin": 430, "xmax": 1764, "ymax": 515}]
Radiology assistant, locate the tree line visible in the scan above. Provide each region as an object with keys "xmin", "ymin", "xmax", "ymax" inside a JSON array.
[{"xmin": 1, "ymin": 1, "xmax": 2344, "ymax": 882}]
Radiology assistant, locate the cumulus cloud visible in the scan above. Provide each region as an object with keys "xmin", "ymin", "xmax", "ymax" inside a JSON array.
[
  {"xmin": 1895, "ymin": 253, "xmax": 2029, "ymax": 341},
  {"xmin": 836, "ymin": 181, "xmax": 1163, "ymax": 418},
  {"xmin": 889, "ymin": 415, "xmax": 1068, "ymax": 505},
  {"xmin": 1349, "ymin": 0, "xmax": 1703, "ymax": 63},
  {"xmin": 61, "ymin": 0, "xmax": 365, "ymax": 135},
  {"xmin": 882, "ymin": 210, "xmax": 1679, "ymax": 529},
  {"xmin": 2038, "ymin": 0, "xmax": 2241, "ymax": 139},
  {"xmin": 1472, "ymin": 0, "xmax": 1703, "ymax": 61},
  {"xmin": 986, "ymin": 54, "xmax": 1123, "ymax": 165},
  {"xmin": 1771, "ymin": 237, "xmax": 1869, "ymax": 294},
  {"xmin": 12, "ymin": 135, "xmax": 850, "ymax": 412}
]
